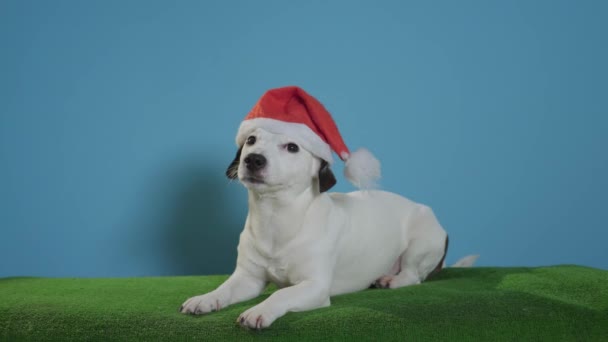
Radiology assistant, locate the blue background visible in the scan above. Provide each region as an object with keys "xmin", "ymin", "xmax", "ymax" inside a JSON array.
[{"xmin": 1, "ymin": 0, "xmax": 607, "ymax": 277}]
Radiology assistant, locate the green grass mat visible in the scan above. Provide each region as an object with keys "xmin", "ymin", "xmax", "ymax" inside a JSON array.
[{"xmin": 1, "ymin": 266, "xmax": 607, "ymax": 341}]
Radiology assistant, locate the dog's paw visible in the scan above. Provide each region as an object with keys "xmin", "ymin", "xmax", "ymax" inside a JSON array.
[
  {"xmin": 374, "ymin": 275, "xmax": 394, "ymax": 289},
  {"xmin": 180, "ymin": 293, "xmax": 223, "ymax": 315},
  {"xmin": 237, "ymin": 304, "xmax": 278, "ymax": 330},
  {"xmin": 374, "ymin": 271, "xmax": 421, "ymax": 289}
]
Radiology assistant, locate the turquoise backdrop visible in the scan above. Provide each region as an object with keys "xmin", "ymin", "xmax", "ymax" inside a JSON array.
[{"xmin": 1, "ymin": 0, "xmax": 606, "ymax": 277}]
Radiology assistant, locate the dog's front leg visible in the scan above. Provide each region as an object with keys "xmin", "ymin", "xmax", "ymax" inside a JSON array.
[
  {"xmin": 238, "ymin": 279, "xmax": 330, "ymax": 329},
  {"xmin": 180, "ymin": 268, "xmax": 265, "ymax": 315}
]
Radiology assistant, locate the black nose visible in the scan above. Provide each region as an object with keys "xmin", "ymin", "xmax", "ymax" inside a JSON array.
[{"xmin": 244, "ymin": 153, "xmax": 267, "ymax": 172}]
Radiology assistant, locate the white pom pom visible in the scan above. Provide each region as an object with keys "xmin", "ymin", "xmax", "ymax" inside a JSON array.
[{"xmin": 344, "ymin": 148, "xmax": 381, "ymax": 189}]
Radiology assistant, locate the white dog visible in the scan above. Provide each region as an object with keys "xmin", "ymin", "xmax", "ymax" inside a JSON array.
[{"xmin": 180, "ymin": 127, "xmax": 475, "ymax": 329}]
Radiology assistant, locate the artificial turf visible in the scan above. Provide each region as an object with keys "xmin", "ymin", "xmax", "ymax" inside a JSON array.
[{"xmin": 1, "ymin": 265, "xmax": 607, "ymax": 341}]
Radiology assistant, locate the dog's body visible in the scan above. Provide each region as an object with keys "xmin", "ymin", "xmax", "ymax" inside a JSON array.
[{"xmin": 180, "ymin": 128, "xmax": 454, "ymax": 329}]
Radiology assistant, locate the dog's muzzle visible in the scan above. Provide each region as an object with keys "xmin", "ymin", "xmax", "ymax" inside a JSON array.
[{"xmin": 244, "ymin": 153, "xmax": 266, "ymax": 172}]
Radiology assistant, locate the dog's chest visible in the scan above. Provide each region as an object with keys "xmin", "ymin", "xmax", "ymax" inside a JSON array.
[
  {"xmin": 247, "ymin": 212, "xmax": 309, "ymax": 287},
  {"xmin": 265, "ymin": 258, "xmax": 290, "ymax": 287},
  {"xmin": 252, "ymin": 242, "xmax": 293, "ymax": 287}
]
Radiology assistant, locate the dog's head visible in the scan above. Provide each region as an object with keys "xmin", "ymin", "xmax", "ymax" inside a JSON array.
[{"xmin": 225, "ymin": 128, "xmax": 336, "ymax": 194}]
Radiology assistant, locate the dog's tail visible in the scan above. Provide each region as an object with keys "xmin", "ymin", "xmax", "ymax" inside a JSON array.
[
  {"xmin": 426, "ymin": 237, "xmax": 479, "ymax": 280},
  {"xmin": 450, "ymin": 254, "xmax": 479, "ymax": 268},
  {"xmin": 439, "ymin": 234, "xmax": 480, "ymax": 268}
]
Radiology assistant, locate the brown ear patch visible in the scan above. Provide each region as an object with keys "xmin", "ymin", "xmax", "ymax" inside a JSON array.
[
  {"xmin": 225, "ymin": 147, "xmax": 242, "ymax": 179},
  {"xmin": 318, "ymin": 160, "xmax": 337, "ymax": 193}
]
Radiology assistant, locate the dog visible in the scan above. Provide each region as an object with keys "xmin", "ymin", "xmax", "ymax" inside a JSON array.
[{"xmin": 179, "ymin": 125, "xmax": 476, "ymax": 329}]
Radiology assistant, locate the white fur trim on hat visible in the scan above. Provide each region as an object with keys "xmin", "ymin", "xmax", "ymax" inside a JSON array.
[
  {"xmin": 344, "ymin": 148, "xmax": 381, "ymax": 189},
  {"xmin": 236, "ymin": 118, "xmax": 334, "ymax": 164}
]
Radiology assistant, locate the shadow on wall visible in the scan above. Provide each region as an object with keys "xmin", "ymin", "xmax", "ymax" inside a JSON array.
[{"xmin": 136, "ymin": 159, "xmax": 246, "ymax": 276}]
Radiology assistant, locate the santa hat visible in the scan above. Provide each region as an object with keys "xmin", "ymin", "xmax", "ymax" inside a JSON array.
[{"xmin": 236, "ymin": 86, "xmax": 380, "ymax": 188}]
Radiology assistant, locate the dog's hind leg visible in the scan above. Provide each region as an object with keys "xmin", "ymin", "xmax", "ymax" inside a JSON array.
[
  {"xmin": 375, "ymin": 206, "xmax": 448, "ymax": 289},
  {"xmin": 375, "ymin": 237, "xmax": 446, "ymax": 289},
  {"xmin": 373, "ymin": 257, "xmax": 402, "ymax": 288},
  {"xmin": 374, "ymin": 243, "xmax": 426, "ymax": 289}
]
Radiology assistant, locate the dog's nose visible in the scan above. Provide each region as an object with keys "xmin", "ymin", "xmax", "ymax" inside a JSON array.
[{"xmin": 244, "ymin": 153, "xmax": 267, "ymax": 172}]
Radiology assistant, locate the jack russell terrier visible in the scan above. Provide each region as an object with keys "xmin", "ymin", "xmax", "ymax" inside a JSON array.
[{"xmin": 180, "ymin": 86, "xmax": 477, "ymax": 329}]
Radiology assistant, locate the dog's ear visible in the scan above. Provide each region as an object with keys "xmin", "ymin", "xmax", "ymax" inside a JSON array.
[
  {"xmin": 318, "ymin": 160, "xmax": 337, "ymax": 193},
  {"xmin": 225, "ymin": 147, "xmax": 242, "ymax": 180}
]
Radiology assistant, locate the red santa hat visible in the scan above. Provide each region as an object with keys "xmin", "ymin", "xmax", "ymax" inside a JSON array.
[{"xmin": 236, "ymin": 86, "xmax": 381, "ymax": 188}]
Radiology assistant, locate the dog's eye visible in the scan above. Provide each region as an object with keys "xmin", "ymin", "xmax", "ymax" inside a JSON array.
[
  {"xmin": 287, "ymin": 143, "xmax": 299, "ymax": 153},
  {"xmin": 246, "ymin": 136, "xmax": 256, "ymax": 146}
]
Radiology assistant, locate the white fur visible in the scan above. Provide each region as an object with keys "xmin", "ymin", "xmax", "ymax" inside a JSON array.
[
  {"xmin": 181, "ymin": 129, "xmax": 463, "ymax": 329},
  {"xmin": 344, "ymin": 148, "xmax": 381, "ymax": 188},
  {"xmin": 450, "ymin": 254, "xmax": 479, "ymax": 267},
  {"xmin": 236, "ymin": 118, "xmax": 334, "ymax": 164}
]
